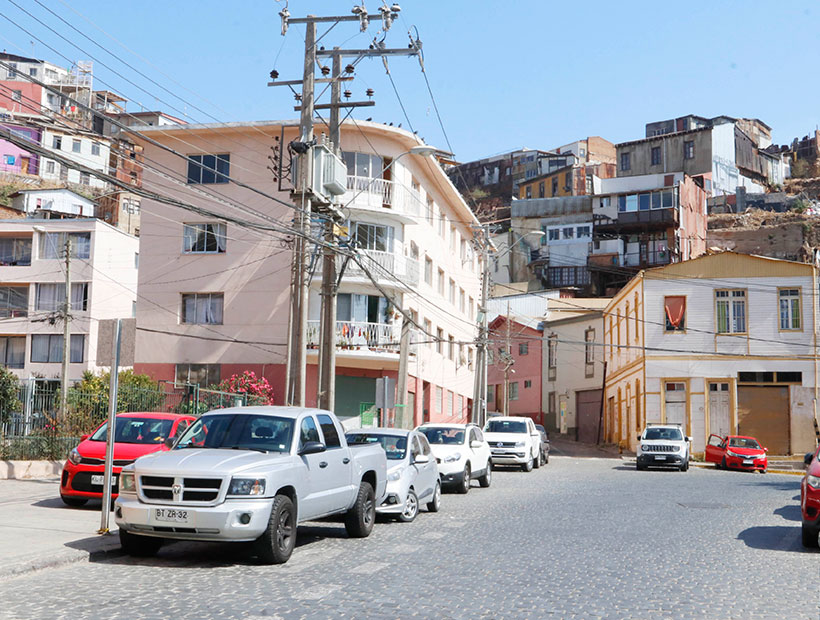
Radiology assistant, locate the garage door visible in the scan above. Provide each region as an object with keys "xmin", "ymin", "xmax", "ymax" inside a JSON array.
[
  {"xmin": 576, "ymin": 389, "xmax": 602, "ymax": 444},
  {"xmin": 737, "ymin": 386, "xmax": 790, "ymax": 455}
]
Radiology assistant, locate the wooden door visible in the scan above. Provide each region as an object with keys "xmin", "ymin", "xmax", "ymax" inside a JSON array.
[
  {"xmin": 708, "ymin": 382, "xmax": 731, "ymax": 437},
  {"xmin": 737, "ymin": 386, "xmax": 790, "ymax": 455}
]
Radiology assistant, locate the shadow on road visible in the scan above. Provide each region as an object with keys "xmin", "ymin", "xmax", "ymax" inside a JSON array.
[
  {"xmin": 739, "ymin": 479, "xmax": 801, "ymax": 492},
  {"xmin": 773, "ymin": 504, "xmax": 802, "ymax": 522},
  {"xmin": 736, "ymin": 525, "xmax": 817, "ymax": 553}
]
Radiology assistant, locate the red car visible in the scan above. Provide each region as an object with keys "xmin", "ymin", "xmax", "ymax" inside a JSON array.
[
  {"xmin": 60, "ymin": 412, "xmax": 196, "ymax": 507},
  {"xmin": 801, "ymin": 446, "xmax": 820, "ymax": 548},
  {"xmin": 705, "ymin": 434, "xmax": 768, "ymax": 472}
]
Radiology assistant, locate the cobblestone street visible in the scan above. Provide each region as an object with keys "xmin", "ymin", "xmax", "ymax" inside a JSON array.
[{"xmin": 0, "ymin": 457, "xmax": 816, "ymax": 620}]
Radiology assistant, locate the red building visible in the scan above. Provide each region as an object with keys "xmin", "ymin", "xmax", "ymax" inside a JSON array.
[{"xmin": 487, "ymin": 315, "xmax": 543, "ymax": 424}]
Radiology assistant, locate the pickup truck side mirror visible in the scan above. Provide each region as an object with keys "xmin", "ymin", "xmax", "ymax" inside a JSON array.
[
  {"xmin": 686, "ymin": 436, "xmax": 692, "ymax": 443},
  {"xmin": 636, "ymin": 435, "xmax": 641, "ymax": 442},
  {"xmin": 805, "ymin": 452, "xmax": 814, "ymax": 466},
  {"xmin": 470, "ymin": 440, "xmax": 483, "ymax": 449},
  {"xmin": 163, "ymin": 437, "xmax": 175, "ymax": 450},
  {"xmin": 413, "ymin": 454, "xmax": 430, "ymax": 464},
  {"xmin": 299, "ymin": 441, "xmax": 326, "ymax": 456}
]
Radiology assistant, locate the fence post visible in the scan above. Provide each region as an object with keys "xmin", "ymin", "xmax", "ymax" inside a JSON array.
[{"xmin": 23, "ymin": 379, "xmax": 34, "ymax": 435}]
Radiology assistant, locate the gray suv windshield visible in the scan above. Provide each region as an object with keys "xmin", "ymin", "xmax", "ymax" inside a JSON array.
[
  {"xmin": 175, "ymin": 414, "xmax": 294, "ymax": 453},
  {"xmin": 644, "ymin": 427, "xmax": 682, "ymax": 441}
]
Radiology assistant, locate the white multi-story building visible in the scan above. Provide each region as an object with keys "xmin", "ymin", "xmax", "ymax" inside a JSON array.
[
  {"xmin": 38, "ymin": 126, "xmax": 110, "ymax": 189},
  {"xmin": 0, "ymin": 219, "xmax": 137, "ymax": 381},
  {"xmin": 132, "ymin": 120, "xmax": 482, "ymax": 426}
]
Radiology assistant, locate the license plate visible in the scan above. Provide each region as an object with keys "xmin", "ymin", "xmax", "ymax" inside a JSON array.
[
  {"xmin": 654, "ymin": 455, "xmax": 666, "ymax": 461},
  {"xmin": 91, "ymin": 474, "xmax": 117, "ymax": 485},
  {"xmin": 154, "ymin": 508, "xmax": 190, "ymax": 524},
  {"xmin": 743, "ymin": 459, "xmax": 754, "ymax": 465}
]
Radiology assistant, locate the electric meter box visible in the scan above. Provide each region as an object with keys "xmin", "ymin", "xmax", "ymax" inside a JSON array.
[{"xmin": 312, "ymin": 145, "xmax": 347, "ymax": 204}]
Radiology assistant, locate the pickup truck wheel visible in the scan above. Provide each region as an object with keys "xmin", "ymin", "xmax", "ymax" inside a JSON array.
[
  {"xmin": 801, "ymin": 523, "xmax": 819, "ymax": 548},
  {"xmin": 522, "ymin": 456, "xmax": 533, "ymax": 472},
  {"xmin": 457, "ymin": 463, "xmax": 471, "ymax": 494},
  {"xmin": 478, "ymin": 461, "xmax": 492, "ymax": 488},
  {"xmin": 398, "ymin": 490, "xmax": 418, "ymax": 523},
  {"xmin": 426, "ymin": 482, "xmax": 441, "ymax": 512},
  {"xmin": 533, "ymin": 451, "xmax": 541, "ymax": 469},
  {"xmin": 345, "ymin": 481, "xmax": 375, "ymax": 538},
  {"xmin": 60, "ymin": 495, "xmax": 87, "ymax": 507},
  {"xmin": 254, "ymin": 494, "xmax": 296, "ymax": 564},
  {"xmin": 543, "ymin": 451, "xmax": 549, "ymax": 465},
  {"xmin": 119, "ymin": 529, "xmax": 162, "ymax": 557}
]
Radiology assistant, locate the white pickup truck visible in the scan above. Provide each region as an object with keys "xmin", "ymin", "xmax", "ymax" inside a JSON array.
[
  {"xmin": 114, "ymin": 406, "xmax": 387, "ymax": 564},
  {"xmin": 484, "ymin": 416, "xmax": 543, "ymax": 472}
]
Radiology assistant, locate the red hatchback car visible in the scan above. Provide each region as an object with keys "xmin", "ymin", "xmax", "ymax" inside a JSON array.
[
  {"xmin": 801, "ymin": 445, "xmax": 820, "ymax": 548},
  {"xmin": 60, "ymin": 412, "xmax": 196, "ymax": 506},
  {"xmin": 705, "ymin": 434, "xmax": 768, "ymax": 472}
]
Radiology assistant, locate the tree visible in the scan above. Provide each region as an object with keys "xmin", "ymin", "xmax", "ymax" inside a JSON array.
[
  {"xmin": 213, "ymin": 371, "xmax": 275, "ymax": 405},
  {"xmin": 0, "ymin": 367, "xmax": 21, "ymax": 454}
]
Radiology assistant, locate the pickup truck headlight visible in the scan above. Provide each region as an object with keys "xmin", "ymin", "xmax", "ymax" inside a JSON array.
[
  {"xmin": 119, "ymin": 471, "xmax": 136, "ymax": 494},
  {"xmin": 443, "ymin": 452, "xmax": 461, "ymax": 463},
  {"xmin": 228, "ymin": 478, "xmax": 266, "ymax": 496},
  {"xmin": 514, "ymin": 441, "xmax": 526, "ymax": 448},
  {"xmin": 387, "ymin": 470, "xmax": 401, "ymax": 482},
  {"xmin": 807, "ymin": 474, "xmax": 820, "ymax": 490},
  {"xmin": 68, "ymin": 448, "xmax": 82, "ymax": 465}
]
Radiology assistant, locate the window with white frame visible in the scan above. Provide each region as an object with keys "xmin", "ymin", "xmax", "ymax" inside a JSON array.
[
  {"xmin": 519, "ymin": 342, "xmax": 528, "ymax": 356},
  {"xmin": 509, "ymin": 381, "xmax": 519, "ymax": 401},
  {"xmin": 40, "ymin": 232, "xmax": 90, "ymax": 259},
  {"xmin": 72, "ymin": 139, "xmax": 81, "ymax": 153},
  {"xmin": 176, "ymin": 363, "xmax": 221, "ymax": 387},
  {"xmin": 352, "ymin": 222, "xmax": 393, "ymax": 252},
  {"xmin": 585, "ymin": 328, "xmax": 595, "ymax": 364},
  {"xmin": 183, "ymin": 223, "xmax": 226, "ymax": 254},
  {"xmin": 436, "ymin": 386, "xmax": 443, "ymax": 413},
  {"xmin": 187, "ymin": 154, "xmax": 230, "ymax": 184},
  {"xmin": 91, "ymin": 142, "xmax": 101, "ymax": 156},
  {"xmin": 31, "ymin": 334, "xmax": 84, "ymax": 363},
  {"xmin": 0, "ymin": 286, "xmax": 28, "ymax": 317},
  {"xmin": 716, "ymin": 289, "xmax": 746, "ymax": 333},
  {"xmin": 487, "ymin": 384, "xmax": 495, "ymax": 405},
  {"xmin": 436, "ymin": 328, "xmax": 443, "ymax": 355},
  {"xmin": 0, "ymin": 336, "xmax": 25, "ymax": 368},
  {"xmin": 449, "ymin": 279, "xmax": 456, "ymax": 305},
  {"xmin": 548, "ymin": 335, "xmax": 557, "ymax": 368},
  {"xmin": 779, "ymin": 289, "xmax": 801, "ymax": 330},
  {"xmin": 35, "ymin": 283, "xmax": 87, "ymax": 312},
  {"xmin": 437, "ymin": 269, "xmax": 445, "ymax": 295},
  {"xmin": 181, "ymin": 293, "xmax": 224, "ymax": 324},
  {"xmin": 424, "ymin": 256, "xmax": 433, "ymax": 285}
]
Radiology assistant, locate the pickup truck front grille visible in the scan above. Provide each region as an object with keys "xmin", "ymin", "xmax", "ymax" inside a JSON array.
[
  {"xmin": 491, "ymin": 441, "xmax": 517, "ymax": 448},
  {"xmin": 642, "ymin": 445, "xmax": 678, "ymax": 453},
  {"xmin": 138, "ymin": 475, "xmax": 224, "ymax": 504}
]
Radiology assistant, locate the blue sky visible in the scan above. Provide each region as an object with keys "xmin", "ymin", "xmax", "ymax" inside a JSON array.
[{"xmin": 2, "ymin": 0, "xmax": 818, "ymax": 161}]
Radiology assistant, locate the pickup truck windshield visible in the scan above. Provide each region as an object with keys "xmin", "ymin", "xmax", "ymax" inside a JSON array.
[
  {"xmin": 175, "ymin": 414, "xmax": 294, "ymax": 453},
  {"xmin": 346, "ymin": 433, "xmax": 406, "ymax": 460},
  {"xmin": 90, "ymin": 418, "xmax": 173, "ymax": 444},
  {"xmin": 485, "ymin": 420, "xmax": 527, "ymax": 434},
  {"xmin": 418, "ymin": 427, "xmax": 464, "ymax": 445},
  {"xmin": 644, "ymin": 427, "xmax": 683, "ymax": 441}
]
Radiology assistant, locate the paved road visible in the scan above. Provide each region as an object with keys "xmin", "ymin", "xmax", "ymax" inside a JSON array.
[{"xmin": 0, "ymin": 457, "xmax": 816, "ymax": 620}]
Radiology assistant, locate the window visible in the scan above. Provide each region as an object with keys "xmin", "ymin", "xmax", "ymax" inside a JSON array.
[
  {"xmin": 562, "ymin": 227, "xmax": 574, "ymax": 240},
  {"xmin": 0, "ymin": 238, "xmax": 31, "ymax": 266},
  {"xmin": 716, "ymin": 290, "xmax": 746, "ymax": 333},
  {"xmin": 664, "ymin": 296, "xmax": 686, "ymax": 331},
  {"xmin": 577, "ymin": 225, "xmax": 591, "ymax": 238},
  {"xmin": 585, "ymin": 328, "xmax": 595, "ymax": 364},
  {"xmin": 450, "ymin": 226, "xmax": 458, "ymax": 252},
  {"xmin": 564, "ymin": 172, "xmax": 572, "ymax": 190},
  {"xmin": 459, "ymin": 289, "xmax": 465, "ymax": 313},
  {"xmin": 548, "ymin": 335, "xmax": 557, "ymax": 368},
  {"xmin": 187, "ymin": 154, "xmax": 230, "ymax": 184},
  {"xmin": 45, "ymin": 161, "xmax": 55, "ymax": 174},
  {"xmin": 436, "ymin": 386, "xmax": 443, "ymax": 413},
  {"xmin": 438, "ymin": 211, "xmax": 446, "ymax": 237},
  {"xmin": 35, "ymin": 283, "xmax": 87, "ymax": 312},
  {"xmin": 548, "ymin": 229, "xmax": 560, "ymax": 241},
  {"xmin": 437, "ymin": 268, "xmax": 445, "ymax": 296},
  {"xmin": 40, "ymin": 232, "xmax": 90, "ymax": 259},
  {"xmin": 11, "ymin": 90, "xmax": 21, "ymax": 102},
  {"xmin": 317, "ymin": 414, "xmax": 341, "ymax": 448},
  {"xmin": 487, "ymin": 348, "xmax": 494, "ymax": 364},
  {"xmin": 449, "ymin": 279, "xmax": 456, "ymax": 305},
  {"xmin": 426, "ymin": 197, "xmax": 434, "ymax": 225},
  {"xmin": 423, "ymin": 257, "xmax": 433, "ymax": 285},
  {"xmin": 0, "ymin": 286, "xmax": 28, "ymax": 317},
  {"xmin": 523, "ymin": 380, "xmax": 531, "ymax": 389},
  {"xmin": 487, "ymin": 384, "xmax": 495, "ymax": 405},
  {"xmin": 423, "ymin": 318, "xmax": 432, "ymax": 347},
  {"xmin": 29, "ymin": 67, "xmax": 37, "ymax": 77},
  {"xmin": 72, "ymin": 139, "xmax": 81, "ymax": 153},
  {"xmin": 738, "ymin": 371, "xmax": 802, "ymax": 384},
  {"xmin": 519, "ymin": 342, "xmax": 528, "ymax": 356},
  {"xmin": 6, "ymin": 63, "xmax": 16, "ymax": 79},
  {"xmin": 538, "ymin": 182, "xmax": 545, "ymax": 198},
  {"xmin": 448, "ymin": 335, "xmax": 455, "ymax": 361},
  {"xmin": 436, "ymin": 328, "xmax": 443, "ymax": 355},
  {"xmin": 469, "ymin": 296, "xmax": 475, "ymax": 319},
  {"xmin": 353, "ymin": 222, "xmax": 393, "ymax": 252},
  {"xmin": 779, "ymin": 289, "xmax": 801, "ymax": 330},
  {"xmin": 525, "ymin": 186, "xmax": 532, "ymax": 199},
  {"xmin": 79, "ymin": 172, "xmax": 90, "ymax": 186},
  {"xmin": 31, "ymin": 334, "xmax": 84, "ymax": 363},
  {"xmin": 651, "ymin": 146, "xmax": 662, "ymax": 166},
  {"xmin": 684, "ymin": 141, "xmax": 695, "ymax": 160},
  {"xmin": 342, "ymin": 151, "xmax": 383, "ymax": 178},
  {"xmin": 446, "ymin": 390, "xmax": 453, "ymax": 416},
  {"xmin": 181, "ymin": 293, "xmax": 224, "ymax": 324},
  {"xmin": 52, "ymin": 136, "xmax": 62, "ymax": 150},
  {"xmin": 299, "ymin": 416, "xmax": 320, "ymax": 448},
  {"xmin": 175, "ymin": 363, "xmax": 221, "ymax": 386},
  {"xmin": 509, "ymin": 382, "xmax": 519, "ymax": 401},
  {"xmin": 548, "ymin": 392, "xmax": 556, "ymax": 415},
  {"xmin": 91, "ymin": 142, "xmax": 101, "ymax": 156},
  {"xmin": 0, "ymin": 336, "xmax": 25, "ymax": 368},
  {"xmin": 551, "ymin": 177, "xmax": 558, "ymax": 195},
  {"xmin": 183, "ymin": 223, "xmax": 227, "ymax": 254},
  {"xmin": 620, "ymin": 152, "xmax": 631, "ymax": 171}
]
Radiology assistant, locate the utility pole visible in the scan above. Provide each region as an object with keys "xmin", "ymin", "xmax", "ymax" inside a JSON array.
[
  {"xmin": 503, "ymin": 301, "xmax": 511, "ymax": 416},
  {"xmin": 472, "ymin": 224, "xmax": 490, "ymax": 426},
  {"xmin": 396, "ymin": 318, "xmax": 411, "ymax": 428},
  {"xmin": 60, "ymin": 237, "xmax": 71, "ymax": 416}
]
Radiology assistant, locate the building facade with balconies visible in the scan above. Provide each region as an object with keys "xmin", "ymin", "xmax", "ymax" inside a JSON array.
[{"xmin": 133, "ymin": 120, "xmax": 481, "ymax": 427}]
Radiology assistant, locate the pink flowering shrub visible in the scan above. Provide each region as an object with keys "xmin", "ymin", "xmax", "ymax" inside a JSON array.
[{"xmin": 214, "ymin": 371, "xmax": 275, "ymax": 405}]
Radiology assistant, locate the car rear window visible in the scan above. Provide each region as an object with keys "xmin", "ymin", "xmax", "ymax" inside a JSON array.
[{"xmin": 317, "ymin": 414, "xmax": 341, "ymax": 448}]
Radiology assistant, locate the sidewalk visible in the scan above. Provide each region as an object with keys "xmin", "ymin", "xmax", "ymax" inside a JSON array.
[
  {"xmin": 549, "ymin": 435, "xmax": 621, "ymax": 459},
  {"xmin": 0, "ymin": 477, "xmax": 121, "ymax": 579}
]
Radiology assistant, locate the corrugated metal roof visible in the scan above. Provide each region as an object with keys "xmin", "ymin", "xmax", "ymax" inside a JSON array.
[{"xmin": 511, "ymin": 196, "xmax": 592, "ymax": 218}]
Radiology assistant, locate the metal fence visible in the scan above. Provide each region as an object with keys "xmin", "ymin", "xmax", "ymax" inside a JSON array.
[{"xmin": 0, "ymin": 380, "xmax": 265, "ymax": 460}]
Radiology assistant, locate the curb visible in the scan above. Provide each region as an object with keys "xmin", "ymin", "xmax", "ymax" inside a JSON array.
[
  {"xmin": 0, "ymin": 460, "xmax": 63, "ymax": 480},
  {"xmin": 690, "ymin": 462, "xmax": 805, "ymax": 476},
  {"xmin": 0, "ymin": 535, "xmax": 123, "ymax": 581}
]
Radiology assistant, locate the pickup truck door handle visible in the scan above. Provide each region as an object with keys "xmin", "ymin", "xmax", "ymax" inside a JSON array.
[
  {"xmin": 319, "ymin": 461, "xmax": 328, "ymax": 468},
  {"xmin": 342, "ymin": 457, "xmax": 350, "ymax": 464}
]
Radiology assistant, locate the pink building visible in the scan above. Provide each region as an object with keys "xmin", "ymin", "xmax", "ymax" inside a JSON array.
[{"xmin": 487, "ymin": 315, "xmax": 543, "ymax": 425}]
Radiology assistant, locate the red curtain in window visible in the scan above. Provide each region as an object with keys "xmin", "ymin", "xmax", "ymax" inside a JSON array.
[{"xmin": 664, "ymin": 296, "xmax": 686, "ymax": 328}]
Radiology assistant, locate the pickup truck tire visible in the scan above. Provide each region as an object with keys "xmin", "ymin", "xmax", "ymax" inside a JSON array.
[
  {"xmin": 457, "ymin": 463, "xmax": 471, "ymax": 494},
  {"xmin": 522, "ymin": 456, "xmax": 533, "ymax": 472},
  {"xmin": 345, "ymin": 481, "xmax": 376, "ymax": 538},
  {"xmin": 60, "ymin": 496, "xmax": 87, "ymax": 507},
  {"xmin": 398, "ymin": 489, "xmax": 418, "ymax": 523},
  {"xmin": 119, "ymin": 529, "xmax": 162, "ymax": 557},
  {"xmin": 254, "ymin": 494, "xmax": 296, "ymax": 564},
  {"xmin": 426, "ymin": 482, "xmax": 441, "ymax": 512},
  {"xmin": 478, "ymin": 461, "xmax": 492, "ymax": 488},
  {"xmin": 533, "ymin": 452, "xmax": 541, "ymax": 469}
]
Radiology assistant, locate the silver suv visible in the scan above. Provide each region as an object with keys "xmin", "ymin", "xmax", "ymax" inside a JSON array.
[{"xmin": 636, "ymin": 423, "xmax": 692, "ymax": 472}]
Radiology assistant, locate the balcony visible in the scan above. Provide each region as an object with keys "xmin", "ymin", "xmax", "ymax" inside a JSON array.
[
  {"xmin": 338, "ymin": 249, "xmax": 419, "ymax": 288},
  {"xmin": 306, "ymin": 320, "xmax": 400, "ymax": 355},
  {"xmin": 593, "ymin": 208, "xmax": 678, "ymax": 232},
  {"xmin": 341, "ymin": 176, "xmax": 421, "ymax": 224}
]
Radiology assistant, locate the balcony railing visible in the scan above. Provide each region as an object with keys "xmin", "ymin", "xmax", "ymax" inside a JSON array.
[
  {"xmin": 594, "ymin": 208, "xmax": 678, "ymax": 230},
  {"xmin": 343, "ymin": 176, "xmax": 421, "ymax": 219},
  {"xmin": 306, "ymin": 320, "xmax": 399, "ymax": 352},
  {"xmin": 341, "ymin": 249, "xmax": 420, "ymax": 287}
]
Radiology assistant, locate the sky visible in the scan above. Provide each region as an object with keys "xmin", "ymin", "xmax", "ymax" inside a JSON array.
[{"xmin": 2, "ymin": 0, "xmax": 819, "ymax": 162}]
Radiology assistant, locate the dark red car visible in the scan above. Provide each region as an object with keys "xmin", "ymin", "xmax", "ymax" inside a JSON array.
[
  {"xmin": 801, "ymin": 445, "xmax": 820, "ymax": 548},
  {"xmin": 705, "ymin": 434, "xmax": 768, "ymax": 472},
  {"xmin": 60, "ymin": 412, "xmax": 196, "ymax": 506}
]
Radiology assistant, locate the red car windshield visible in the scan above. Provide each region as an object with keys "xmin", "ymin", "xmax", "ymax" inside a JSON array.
[
  {"xmin": 729, "ymin": 437, "xmax": 760, "ymax": 449},
  {"xmin": 90, "ymin": 418, "xmax": 174, "ymax": 445}
]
